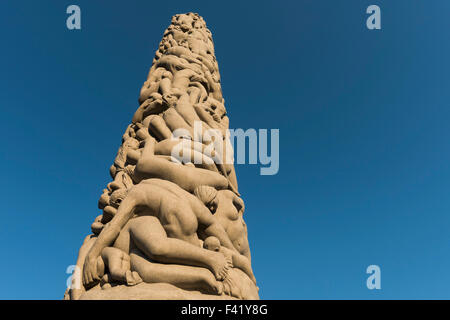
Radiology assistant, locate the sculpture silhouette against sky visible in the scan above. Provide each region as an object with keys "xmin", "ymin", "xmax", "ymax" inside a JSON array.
[{"xmin": 65, "ymin": 13, "xmax": 259, "ymax": 300}]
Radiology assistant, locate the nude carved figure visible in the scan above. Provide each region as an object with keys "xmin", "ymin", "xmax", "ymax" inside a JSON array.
[{"xmin": 82, "ymin": 178, "xmax": 236, "ymax": 287}]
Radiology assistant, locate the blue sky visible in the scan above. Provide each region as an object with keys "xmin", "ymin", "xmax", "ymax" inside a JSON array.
[{"xmin": 1, "ymin": 0, "xmax": 450, "ymax": 299}]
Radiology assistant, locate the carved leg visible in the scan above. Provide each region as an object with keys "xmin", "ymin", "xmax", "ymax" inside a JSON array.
[
  {"xmin": 128, "ymin": 216, "xmax": 229, "ymax": 280},
  {"xmin": 130, "ymin": 249, "xmax": 223, "ymax": 295},
  {"xmin": 163, "ymin": 108, "xmax": 194, "ymax": 137},
  {"xmin": 101, "ymin": 247, "xmax": 142, "ymax": 286},
  {"xmin": 145, "ymin": 115, "xmax": 172, "ymax": 140},
  {"xmin": 69, "ymin": 235, "xmax": 97, "ymax": 300}
]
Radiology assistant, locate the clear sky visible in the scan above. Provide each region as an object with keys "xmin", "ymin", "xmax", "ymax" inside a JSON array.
[{"xmin": 1, "ymin": 0, "xmax": 450, "ymax": 299}]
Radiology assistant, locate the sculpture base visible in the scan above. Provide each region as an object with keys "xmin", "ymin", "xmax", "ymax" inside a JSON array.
[{"xmin": 78, "ymin": 282, "xmax": 238, "ymax": 300}]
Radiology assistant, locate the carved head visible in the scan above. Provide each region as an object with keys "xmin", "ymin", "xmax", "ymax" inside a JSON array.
[
  {"xmin": 173, "ymin": 13, "xmax": 194, "ymax": 32},
  {"xmin": 203, "ymin": 236, "xmax": 221, "ymax": 252},
  {"xmin": 109, "ymin": 188, "xmax": 128, "ymax": 209},
  {"xmin": 194, "ymin": 185, "xmax": 218, "ymax": 213}
]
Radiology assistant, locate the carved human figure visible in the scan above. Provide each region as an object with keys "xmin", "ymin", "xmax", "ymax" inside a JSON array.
[
  {"xmin": 133, "ymin": 136, "xmax": 231, "ymax": 193},
  {"xmin": 86, "ymin": 185, "xmax": 256, "ymax": 297},
  {"xmin": 194, "ymin": 186, "xmax": 251, "ymax": 259},
  {"xmin": 139, "ymin": 67, "xmax": 173, "ymax": 104},
  {"xmin": 203, "ymin": 236, "xmax": 256, "ymax": 284},
  {"xmin": 94, "ymin": 216, "xmax": 225, "ymax": 296},
  {"xmin": 138, "ymin": 111, "xmax": 239, "ymax": 194},
  {"xmin": 82, "ymin": 178, "xmax": 236, "ymax": 287}
]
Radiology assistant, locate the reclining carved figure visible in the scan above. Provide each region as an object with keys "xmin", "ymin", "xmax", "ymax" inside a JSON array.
[
  {"xmin": 133, "ymin": 136, "xmax": 231, "ymax": 193},
  {"xmin": 82, "ymin": 178, "xmax": 236, "ymax": 288},
  {"xmin": 77, "ymin": 181, "xmax": 256, "ymax": 299}
]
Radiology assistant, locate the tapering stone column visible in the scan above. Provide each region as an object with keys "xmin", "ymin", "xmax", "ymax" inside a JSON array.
[{"xmin": 65, "ymin": 13, "xmax": 258, "ymax": 300}]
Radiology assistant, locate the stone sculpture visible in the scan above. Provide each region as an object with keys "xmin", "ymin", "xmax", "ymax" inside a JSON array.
[{"xmin": 64, "ymin": 13, "xmax": 258, "ymax": 300}]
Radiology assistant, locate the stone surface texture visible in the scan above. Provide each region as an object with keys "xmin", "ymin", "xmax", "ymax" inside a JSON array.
[{"xmin": 65, "ymin": 13, "xmax": 258, "ymax": 300}]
